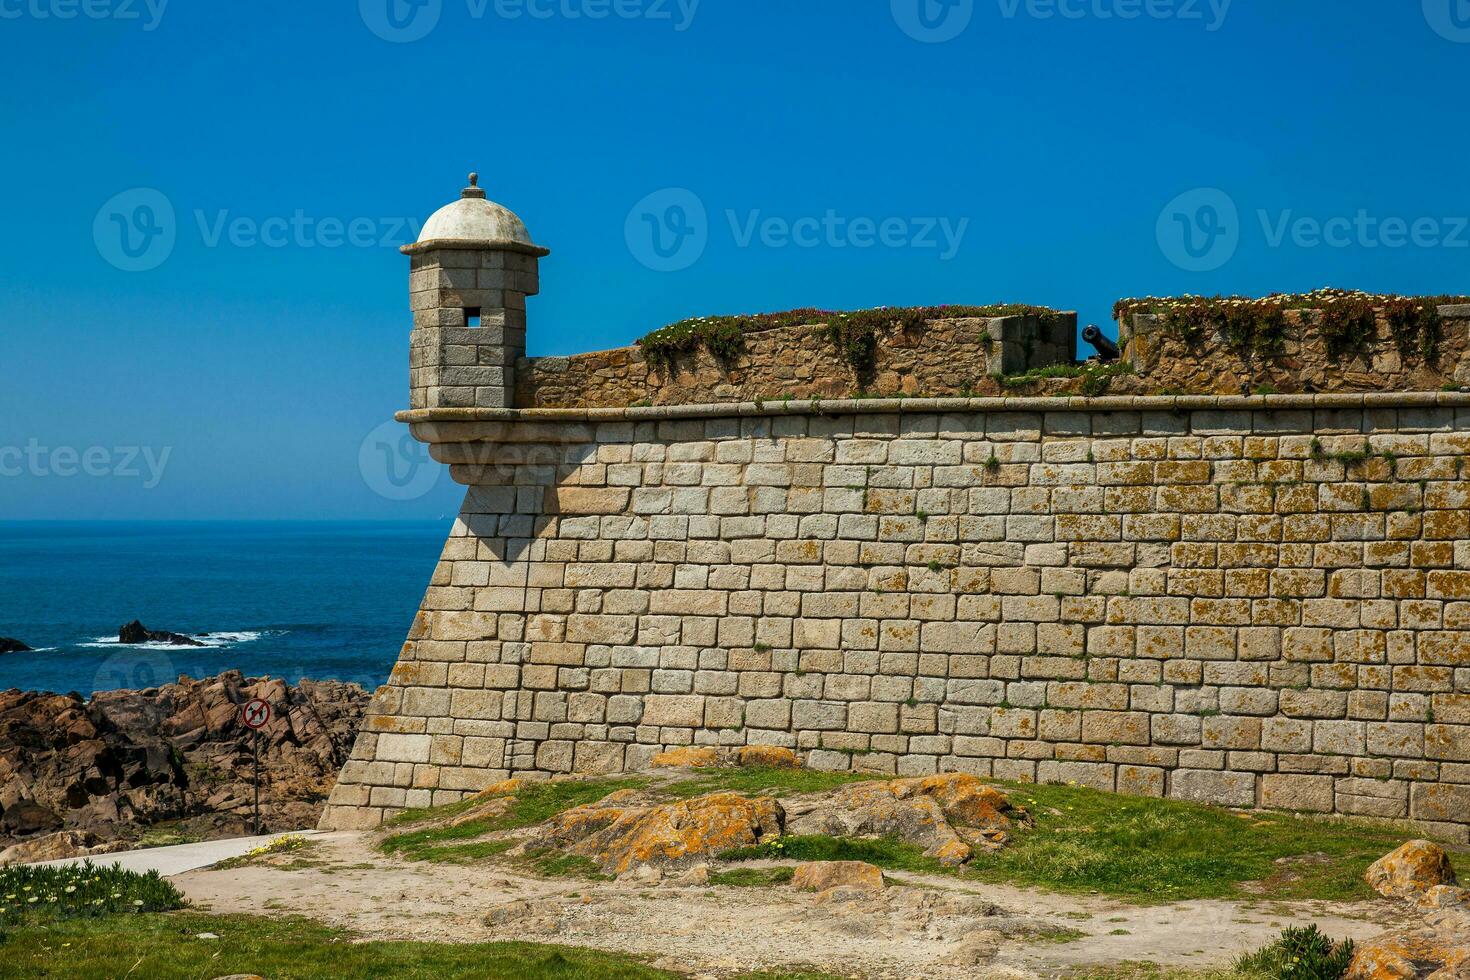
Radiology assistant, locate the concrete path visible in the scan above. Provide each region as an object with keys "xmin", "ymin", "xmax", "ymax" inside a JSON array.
[{"xmin": 32, "ymin": 831, "xmax": 326, "ymax": 877}]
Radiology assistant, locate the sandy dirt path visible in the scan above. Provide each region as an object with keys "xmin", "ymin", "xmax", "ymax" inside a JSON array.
[{"xmin": 174, "ymin": 831, "xmax": 1411, "ymax": 979}]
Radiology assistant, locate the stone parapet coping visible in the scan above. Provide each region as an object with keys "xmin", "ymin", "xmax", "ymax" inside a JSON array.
[{"xmin": 398, "ymin": 391, "xmax": 1470, "ymax": 428}]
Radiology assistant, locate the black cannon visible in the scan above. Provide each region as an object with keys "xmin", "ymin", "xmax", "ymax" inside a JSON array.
[{"xmin": 1082, "ymin": 324, "xmax": 1120, "ymax": 362}]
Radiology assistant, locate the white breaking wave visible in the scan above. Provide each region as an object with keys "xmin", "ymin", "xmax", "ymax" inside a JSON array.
[{"xmin": 78, "ymin": 630, "xmax": 278, "ymax": 650}]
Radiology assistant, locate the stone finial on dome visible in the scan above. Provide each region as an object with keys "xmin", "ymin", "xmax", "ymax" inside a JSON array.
[{"xmin": 462, "ymin": 172, "xmax": 486, "ymax": 200}]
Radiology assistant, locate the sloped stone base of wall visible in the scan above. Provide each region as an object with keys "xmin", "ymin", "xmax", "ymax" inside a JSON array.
[{"xmin": 320, "ymin": 395, "xmax": 1470, "ymax": 839}]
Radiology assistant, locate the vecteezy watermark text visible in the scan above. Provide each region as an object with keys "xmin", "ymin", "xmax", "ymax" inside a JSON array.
[
  {"xmin": 94, "ymin": 187, "xmax": 422, "ymax": 271},
  {"xmin": 892, "ymin": 0, "xmax": 1230, "ymax": 42},
  {"xmin": 1259, "ymin": 210, "xmax": 1470, "ymax": 251},
  {"xmin": 728, "ymin": 210, "xmax": 969, "ymax": 260},
  {"xmin": 1157, "ymin": 187, "xmax": 1470, "ymax": 272},
  {"xmin": 0, "ymin": 440, "xmax": 172, "ymax": 489},
  {"xmin": 360, "ymin": 0, "xmax": 698, "ymax": 43},
  {"xmin": 625, "ymin": 188, "xmax": 970, "ymax": 272},
  {"xmin": 0, "ymin": 0, "xmax": 167, "ymax": 30},
  {"xmin": 194, "ymin": 211, "xmax": 422, "ymax": 250},
  {"xmin": 996, "ymin": 0, "xmax": 1231, "ymax": 30}
]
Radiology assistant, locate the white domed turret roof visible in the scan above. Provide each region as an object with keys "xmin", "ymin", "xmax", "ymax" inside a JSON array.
[{"xmin": 408, "ymin": 174, "xmax": 548, "ymax": 255}]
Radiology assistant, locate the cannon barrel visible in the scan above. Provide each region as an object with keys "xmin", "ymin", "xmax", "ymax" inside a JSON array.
[{"xmin": 1082, "ymin": 324, "xmax": 1120, "ymax": 362}]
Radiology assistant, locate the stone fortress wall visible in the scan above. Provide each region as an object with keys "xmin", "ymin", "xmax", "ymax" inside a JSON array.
[
  {"xmin": 321, "ymin": 391, "xmax": 1470, "ymax": 839},
  {"xmin": 317, "ymin": 179, "xmax": 1470, "ymax": 836}
]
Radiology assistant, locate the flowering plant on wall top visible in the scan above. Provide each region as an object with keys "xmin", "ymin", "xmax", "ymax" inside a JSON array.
[
  {"xmin": 638, "ymin": 304, "xmax": 1066, "ymax": 376},
  {"xmin": 1113, "ymin": 289, "xmax": 1470, "ymax": 362}
]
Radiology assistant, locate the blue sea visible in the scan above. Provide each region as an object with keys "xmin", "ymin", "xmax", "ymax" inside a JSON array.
[{"xmin": 0, "ymin": 522, "xmax": 450, "ymax": 697}]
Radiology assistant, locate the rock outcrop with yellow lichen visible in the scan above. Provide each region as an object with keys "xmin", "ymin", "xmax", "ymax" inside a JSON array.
[
  {"xmin": 518, "ymin": 789, "xmax": 783, "ymax": 875},
  {"xmin": 1347, "ymin": 841, "xmax": 1470, "ymax": 980},
  {"xmin": 492, "ymin": 771, "xmax": 1028, "ymax": 878},
  {"xmin": 784, "ymin": 773, "xmax": 1029, "ymax": 866}
]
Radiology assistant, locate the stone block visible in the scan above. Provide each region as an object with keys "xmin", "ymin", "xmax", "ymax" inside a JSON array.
[
  {"xmin": 1170, "ymin": 770, "xmax": 1256, "ymax": 808},
  {"xmin": 1261, "ymin": 774, "xmax": 1334, "ymax": 813},
  {"xmin": 641, "ymin": 695, "xmax": 706, "ymax": 727}
]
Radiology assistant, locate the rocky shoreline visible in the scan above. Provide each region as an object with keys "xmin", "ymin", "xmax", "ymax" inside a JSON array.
[{"xmin": 0, "ymin": 671, "xmax": 368, "ymax": 864}]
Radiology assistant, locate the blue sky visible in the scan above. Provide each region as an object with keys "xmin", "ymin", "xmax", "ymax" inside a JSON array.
[{"xmin": 3, "ymin": 1, "xmax": 1468, "ymax": 519}]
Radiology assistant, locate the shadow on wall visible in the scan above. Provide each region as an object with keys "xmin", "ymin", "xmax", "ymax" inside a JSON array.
[{"xmin": 446, "ymin": 440, "xmax": 603, "ymax": 565}]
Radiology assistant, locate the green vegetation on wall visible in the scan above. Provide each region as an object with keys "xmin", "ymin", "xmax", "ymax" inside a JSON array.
[
  {"xmin": 638, "ymin": 304, "xmax": 1067, "ymax": 375},
  {"xmin": 1114, "ymin": 289, "xmax": 1470, "ymax": 363}
]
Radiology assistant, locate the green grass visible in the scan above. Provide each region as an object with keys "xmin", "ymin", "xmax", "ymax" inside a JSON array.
[
  {"xmin": 708, "ymin": 867, "xmax": 795, "ymax": 887},
  {"xmin": 380, "ymin": 777, "xmax": 650, "ymax": 863},
  {"xmin": 386, "ymin": 771, "xmax": 1417, "ymax": 902},
  {"xmin": 968, "ymin": 782, "xmax": 1413, "ymax": 902},
  {"xmin": 719, "ymin": 835, "xmax": 938, "ymax": 873},
  {"xmin": 0, "ymin": 863, "xmax": 183, "ymax": 929},
  {"xmin": 0, "ymin": 912, "xmax": 850, "ymax": 980},
  {"xmin": 718, "ymin": 780, "xmax": 1420, "ymax": 903},
  {"xmin": 0, "ymin": 912, "xmax": 676, "ymax": 979}
]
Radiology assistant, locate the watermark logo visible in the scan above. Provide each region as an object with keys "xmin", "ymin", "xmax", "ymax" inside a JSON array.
[
  {"xmin": 626, "ymin": 188, "xmax": 708, "ymax": 272},
  {"xmin": 892, "ymin": 0, "xmax": 974, "ymax": 42},
  {"xmin": 0, "ymin": 440, "xmax": 172, "ymax": 488},
  {"xmin": 93, "ymin": 648, "xmax": 176, "ymax": 694},
  {"xmin": 359, "ymin": 421, "xmax": 441, "ymax": 501},
  {"xmin": 996, "ymin": 0, "xmax": 1232, "ymax": 31},
  {"xmin": 360, "ymin": 0, "xmax": 441, "ymax": 42},
  {"xmin": 1157, "ymin": 187, "xmax": 1239, "ymax": 272},
  {"xmin": 0, "ymin": 0, "xmax": 169, "ymax": 30},
  {"xmin": 94, "ymin": 188, "xmax": 176, "ymax": 272},
  {"xmin": 1423, "ymin": 0, "xmax": 1470, "ymax": 42}
]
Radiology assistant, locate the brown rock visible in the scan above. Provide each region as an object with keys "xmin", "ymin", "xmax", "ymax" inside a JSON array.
[
  {"xmin": 0, "ymin": 829, "xmax": 106, "ymax": 866},
  {"xmin": 783, "ymin": 773, "xmax": 1028, "ymax": 867},
  {"xmin": 484, "ymin": 900, "xmax": 532, "ymax": 926},
  {"xmin": 0, "ymin": 672, "xmax": 368, "ymax": 852},
  {"xmin": 791, "ymin": 860, "xmax": 885, "ymax": 893},
  {"xmin": 735, "ymin": 746, "xmax": 800, "ymax": 769},
  {"xmin": 1345, "ymin": 911, "xmax": 1470, "ymax": 979},
  {"xmin": 939, "ymin": 930, "xmax": 1004, "ymax": 967},
  {"xmin": 650, "ymin": 746, "xmax": 719, "ymax": 769},
  {"xmin": 1367, "ymin": 841, "xmax": 1459, "ymax": 901},
  {"xmin": 522, "ymin": 791, "xmax": 782, "ymax": 875},
  {"xmin": 1422, "ymin": 886, "xmax": 1470, "ymax": 910}
]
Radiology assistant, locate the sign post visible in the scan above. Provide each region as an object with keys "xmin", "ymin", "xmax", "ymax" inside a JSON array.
[{"xmin": 240, "ymin": 698, "xmax": 272, "ymax": 836}]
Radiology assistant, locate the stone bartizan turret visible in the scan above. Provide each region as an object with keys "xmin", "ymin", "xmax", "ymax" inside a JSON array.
[{"xmin": 403, "ymin": 174, "xmax": 550, "ymax": 410}]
